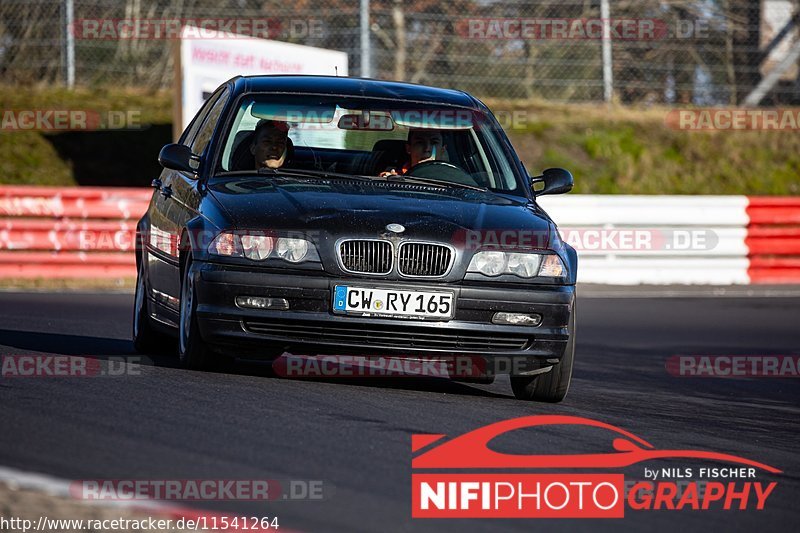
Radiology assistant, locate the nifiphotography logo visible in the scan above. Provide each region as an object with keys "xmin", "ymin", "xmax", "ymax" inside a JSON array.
[{"xmin": 411, "ymin": 415, "xmax": 780, "ymax": 518}]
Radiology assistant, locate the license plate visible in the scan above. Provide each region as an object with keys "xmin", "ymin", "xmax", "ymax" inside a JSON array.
[{"xmin": 332, "ymin": 286, "xmax": 455, "ymax": 319}]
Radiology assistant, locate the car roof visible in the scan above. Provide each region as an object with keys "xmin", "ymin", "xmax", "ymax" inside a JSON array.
[{"xmin": 235, "ymin": 75, "xmax": 480, "ymax": 109}]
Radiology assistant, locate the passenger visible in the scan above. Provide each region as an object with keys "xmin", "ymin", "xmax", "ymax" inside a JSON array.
[
  {"xmin": 251, "ymin": 119, "xmax": 290, "ymax": 169},
  {"xmin": 380, "ymin": 128, "xmax": 448, "ymax": 177}
]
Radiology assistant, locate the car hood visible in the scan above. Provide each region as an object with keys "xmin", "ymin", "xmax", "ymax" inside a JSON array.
[{"xmin": 207, "ymin": 176, "xmax": 552, "ymax": 247}]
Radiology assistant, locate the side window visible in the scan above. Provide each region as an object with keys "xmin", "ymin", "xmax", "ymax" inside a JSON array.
[
  {"xmin": 181, "ymin": 91, "xmax": 222, "ymax": 147},
  {"xmin": 190, "ymin": 89, "xmax": 229, "ymax": 156}
]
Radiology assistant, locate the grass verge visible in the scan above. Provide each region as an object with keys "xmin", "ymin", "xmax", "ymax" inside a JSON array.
[
  {"xmin": 0, "ymin": 278, "xmax": 135, "ymax": 292},
  {"xmin": 1, "ymin": 85, "xmax": 171, "ymax": 186},
  {"xmin": 487, "ymin": 98, "xmax": 800, "ymax": 195}
]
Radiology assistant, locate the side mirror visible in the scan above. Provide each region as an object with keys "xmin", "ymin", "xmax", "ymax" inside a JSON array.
[
  {"xmin": 158, "ymin": 143, "xmax": 199, "ymax": 174},
  {"xmin": 531, "ymin": 168, "xmax": 573, "ymax": 196}
]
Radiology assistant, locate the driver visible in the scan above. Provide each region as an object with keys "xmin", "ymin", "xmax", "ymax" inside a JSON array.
[
  {"xmin": 251, "ymin": 119, "xmax": 290, "ymax": 169},
  {"xmin": 380, "ymin": 128, "xmax": 448, "ymax": 177}
]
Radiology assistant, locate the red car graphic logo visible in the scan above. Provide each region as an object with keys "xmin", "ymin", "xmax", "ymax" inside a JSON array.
[{"xmin": 412, "ymin": 415, "xmax": 781, "ymax": 473}]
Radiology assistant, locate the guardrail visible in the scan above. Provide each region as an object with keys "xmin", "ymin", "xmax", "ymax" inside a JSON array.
[
  {"xmin": 0, "ymin": 186, "xmax": 798, "ymax": 284},
  {"xmin": 539, "ymin": 195, "xmax": 800, "ymax": 284},
  {"xmin": 0, "ymin": 186, "xmax": 150, "ymax": 278}
]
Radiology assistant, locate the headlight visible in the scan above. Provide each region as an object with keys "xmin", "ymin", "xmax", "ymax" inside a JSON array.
[
  {"xmin": 470, "ymin": 251, "xmax": 507, "ymax": 276},
  {"xmin": 276, "ymin": 238, "xmax": 309, "ymax": 263},
  {"xmin": 467, "ymin": 251, "xmax": 565, "ymax": 279},
  {"xmin": 507, "ymin": 253, "xmax": 541, "ymax": 277},
  {"xmin": 240, "ymin": 234, "xmax": 273, "ymax": 261},
  {"xmin": 209, "ymin": 231, "xmax": 317, "ymax": 263}
]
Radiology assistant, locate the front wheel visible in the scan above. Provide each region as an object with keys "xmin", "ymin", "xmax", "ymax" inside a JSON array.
[
  {"xmin": 178, "ymin": 256, "xmax": 213, "ymax": 369},
  {"xmin": 511, "ymin": 305, "xmax": 576, "ymax": 402}
]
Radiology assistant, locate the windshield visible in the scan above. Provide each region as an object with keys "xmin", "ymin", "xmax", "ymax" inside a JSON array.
[{"xmin": 214, "ymin": 94, "xmax": 524, "ymax": 193}]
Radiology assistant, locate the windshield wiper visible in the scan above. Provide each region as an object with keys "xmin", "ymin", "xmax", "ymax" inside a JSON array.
[
  {"xmin": 216, "ymin": 168, "xmax": 374, "ymax": 182},
  {"xmin": 217, "ymin": 168, "xmax": 489, "ymax": 191},
  {"xmin": 384, "ymin": 175, "xmax": 489, "ymax": 192}
]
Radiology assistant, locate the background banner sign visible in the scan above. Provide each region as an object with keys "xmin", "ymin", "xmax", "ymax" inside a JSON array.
[{"xmin": 176, "ymin": 25, "xmax": 348, "ymax": 136}]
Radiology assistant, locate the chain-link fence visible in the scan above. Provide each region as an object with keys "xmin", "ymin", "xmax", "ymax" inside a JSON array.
[{"xmin": 1, "ymin": 0, "xmax": 799, "ymax": 105}]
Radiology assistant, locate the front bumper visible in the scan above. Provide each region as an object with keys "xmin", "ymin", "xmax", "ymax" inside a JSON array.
[{"xmin": 192, "ymin": 261, "xmax": 575, "ymax": 373}]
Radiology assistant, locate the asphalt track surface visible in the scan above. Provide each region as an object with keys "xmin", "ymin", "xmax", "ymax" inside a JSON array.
[{"xmin": 0, "ymin": 289, "xmax": 798, "ymax": 532}]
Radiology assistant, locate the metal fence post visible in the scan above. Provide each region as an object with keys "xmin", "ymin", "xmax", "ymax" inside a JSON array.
[
  {"xmin": 601, "ymin": 0, "xmax": 613, "ymax": 102},
  {"xmin": 360, "ymin": 0, "xmax": 371, "ymax": 78},
  {"xmin": 63, "ymin": 0, "xmax": 75, "ymax": 88}
]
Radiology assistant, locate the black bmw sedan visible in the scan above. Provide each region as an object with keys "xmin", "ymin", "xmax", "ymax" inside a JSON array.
[{"xmin": 133, "ymin": 75, "xmax": 577, "ymax": 402}]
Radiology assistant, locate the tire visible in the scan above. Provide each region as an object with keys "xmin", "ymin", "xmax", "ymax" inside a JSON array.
[
  {"xmin": 511, "ymin": 304, "xmax": 576, "ymax": 402},
  {"xmin": 178, "ymin": 256, "xmax": 213, "ymax": 369},
  {"xmin": 132, "ymin": 249, "xmax": 169, "ymax": 353}
]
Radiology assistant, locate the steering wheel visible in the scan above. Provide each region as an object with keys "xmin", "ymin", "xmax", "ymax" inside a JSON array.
[{"xmin": 405, "ymin": 160, "xmax": 480, "ymax": 187}]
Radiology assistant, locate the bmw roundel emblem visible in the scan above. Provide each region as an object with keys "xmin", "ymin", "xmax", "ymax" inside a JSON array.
[{"xmin": 386, "ymin": 223, "xmax": 405, "ymax": 234}]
